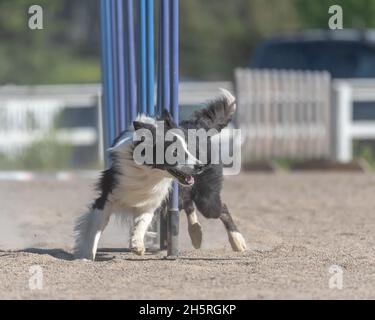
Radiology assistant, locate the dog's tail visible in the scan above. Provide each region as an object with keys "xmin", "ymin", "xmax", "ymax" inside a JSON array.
[
  {"xmin": 73, "ymin": 205, "xmax": 110, "ymax": 260},
  {"xmin": 182, "ymin": 88, "xmax": 236, "ymax": 132}
]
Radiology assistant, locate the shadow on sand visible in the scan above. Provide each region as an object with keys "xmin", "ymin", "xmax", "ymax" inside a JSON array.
[
  {"xmin": 14, "ymin": 247, "xmax": 133, "ymax": 262},
  {"xmin": 4, "ymin": 247, "xmax": 246, "ymax": 262},
  {"xmin": 18, "ymin": 248, "xmax": 75, "ymax": 261}
]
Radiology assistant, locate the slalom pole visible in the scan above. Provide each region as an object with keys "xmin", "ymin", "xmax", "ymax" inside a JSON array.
[{"xmin": 167, "ymin": 0, "xmax": 180, "ymax": 258}]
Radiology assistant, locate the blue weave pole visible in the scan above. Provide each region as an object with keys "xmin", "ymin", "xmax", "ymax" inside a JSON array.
[
  {"xmin": 170, "ymin": 0, "xmax": 179, "ymax": 122},
  {"xmin": 100, "ymin": 0, "xmax": 180, "ymax": 257},
  {"xmin": 156, "ymin": 1, "xmax": 162, "ymax": 116},
  {"xmin": 157, "ymin": 0, "xmax": 169, "ymax": 250},
  {"xmin": 161, "ymin": 0, "xmax": 170, "ymax": 113},
  {"xmin": 116, "ymin": 0, "xmax": 127, "ymax": 131},
  {"xmin": 125, "ymin": 0, "xmax": 137, "ymax": 124},
  {"xmin": 168, "ymin": 0, "xmax": 180, "ymax": 257},
  {"xmin": 110, "ymin": 0, "xmax": 121, "ymax": 135},
  {"xmin": 146, "ymin": 0, "xmax": 155, "ymax": 116},
  {"xmin": 99, "ymin": 0, "xmax": 109, "ymax": 159},
  {"xmin": 137, "ymin": 0, "xmax": 147, "ymax": 114},
  {"xmin": 156, "ymin": 0, "xmax": 180, "ymax": 256},
  {"xmin": 100, "ymin": 0, "xmax": 116, "ymax": 152}
]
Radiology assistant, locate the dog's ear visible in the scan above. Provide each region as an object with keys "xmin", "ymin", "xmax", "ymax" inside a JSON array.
[
  {"xmin": 161, "ymin": 108, "xmax": 177, "ymax": 129},
  {"xmin": 133, "ymin": 121, "xmax": 157, "ymax": 138},
  {"xmin": 133, "ymin": 121, "xmax": 155, "ymax": 132},
  {"xmin": 133, "ymin": 121, "xmax": 157, "ymax": 146}
]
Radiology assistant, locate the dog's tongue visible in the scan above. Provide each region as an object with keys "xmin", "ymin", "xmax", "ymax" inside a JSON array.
[{"xmin": 185, "ymin": 175, "xmax": 194, "ymax": 185}]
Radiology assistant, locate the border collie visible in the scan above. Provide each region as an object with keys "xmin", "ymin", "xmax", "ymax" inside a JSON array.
[{"xmin": 73, "ymin": 89, "xmax": 246, "ymax": 260}]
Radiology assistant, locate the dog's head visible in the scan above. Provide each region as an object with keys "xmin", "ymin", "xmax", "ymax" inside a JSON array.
[{"xmin": 133, "ymin": 109, "xmax": 206, "ymax": 186}]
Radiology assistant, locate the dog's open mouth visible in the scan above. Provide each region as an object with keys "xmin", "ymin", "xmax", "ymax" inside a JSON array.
[{"xmin": 167, "ymin": 168, "xmax": 195, "ymax": 186}]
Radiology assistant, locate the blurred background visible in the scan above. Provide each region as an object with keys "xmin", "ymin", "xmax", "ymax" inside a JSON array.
[{"xmin": 1, "ymin": 0, "xmax": 375, "ymax": 172}]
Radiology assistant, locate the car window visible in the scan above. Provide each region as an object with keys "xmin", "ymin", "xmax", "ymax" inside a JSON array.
[
  {"xmin": 251, "ymin": 41, "xmax": 375, "ymax": 78},
  {"xmin": 357, "ymin": 48, "xmax": 375, "ymax": 77}
]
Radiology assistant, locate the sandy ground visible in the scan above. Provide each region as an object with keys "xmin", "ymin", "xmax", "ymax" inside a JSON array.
[{"xmin": 1, "ymin": 172, "xmax": 375, "ymax": 299}]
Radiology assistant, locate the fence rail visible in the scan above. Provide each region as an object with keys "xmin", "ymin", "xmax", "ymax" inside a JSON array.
[
  {"xmin": 0, "ymin": 82, "xmax": 232, "ymax": 163},
  {"xmin": 235, "ymin": 69, "xmax": 332, "ymax": 163},
  {"xmin": 0, "ymin": 86, "xmax": 101, "ymax": 157},
  {"xmin": 332, "ymin": 79, "xmax": 375, "ymax": 162},
  {"xmin": 3, "ymin": 78, "xmax": 375, "ymax": 167}
]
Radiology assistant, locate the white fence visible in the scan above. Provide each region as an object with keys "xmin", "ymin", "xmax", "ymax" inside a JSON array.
[
  {"xmin": 5, "ymin": 78, "xmax": 374, "ymax": 168},
  {"xmin": 235, "ymin": 69, "xmax": 332, "ymax": 163},
  {"xmin": 0, "ymin": 84, "xmax": 102, "ymax": 158},
  {"xmin": 0, "ymin": 82, "xmax": 232, "ymax": 166},
  {"xmin": 333, "ymin": 79, "xmax": 375, "ymax": 162}
]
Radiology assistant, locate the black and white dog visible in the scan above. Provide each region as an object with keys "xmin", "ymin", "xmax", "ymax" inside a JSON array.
[{"xmin": 74, "ymin": 89, "xmax": 246, "ymax": 260}]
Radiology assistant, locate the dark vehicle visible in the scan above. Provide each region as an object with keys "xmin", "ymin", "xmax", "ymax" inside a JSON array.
[{"xmin": 250, "ymin": 29, "xmax": 375, "ymax": 79}]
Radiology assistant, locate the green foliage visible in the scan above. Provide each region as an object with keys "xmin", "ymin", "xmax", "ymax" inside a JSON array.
[
  {"xmin": 0, "ymin": 0, "xmax": 100, "ymax": 85},
  {"xmin": 353, "ymin": 141, "xmax": 375, "ymax": 169},
  {"xmin": 294, "ymin": 0, "xmax": 375, "ymax": 29},
  {"xmin": 180, "ymin": 0, "xmax": 298, "ymax": 79},
  {"xmin": 0, "ymin": 131, "xmax": 73, "ymax": 170},
  {"xmin": 272, "ymin": 158, "xmax": 299, "ymax": 171},
  {"xmin": 0, "ymin": 109, "xmax": 73, "ymax": 170},
  {"xmin": 1, "ymin": 0, "xmax": 375, "ymax": 83}
]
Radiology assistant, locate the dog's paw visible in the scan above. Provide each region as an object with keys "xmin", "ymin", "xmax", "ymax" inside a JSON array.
[
  {"xmin": 228, "ymin": 231, "xmax": 247, "ymax": 252},
  {"xmin": 188, "ymin": 222, "xmax": 202, "ymax": 249},
  {"xmin": 130, "ymin": 238, "xmax": 145, "ymax": 255},
  {"xmin": 131, "ymin": 246, "xmax": 145, "ymax": 255}
]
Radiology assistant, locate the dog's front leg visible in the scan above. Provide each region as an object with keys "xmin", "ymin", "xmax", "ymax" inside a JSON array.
[
  {"xmin": 130, "ymin": 212, "xmax": 153, "ymax": 255},
  {"xmin": 185, "ymin": 207, "xmax": 202, "ymax": 249}
]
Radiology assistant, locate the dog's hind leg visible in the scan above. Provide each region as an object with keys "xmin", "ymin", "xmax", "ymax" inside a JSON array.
[
  {"xmin": 130, "ymin": 212, "xmax": 153, "ymax": 255},
  {"xmin": 220, "ymin": 204, "xmax": 246, "ymax": 252},
  {"xmin": 185, "ymin": 202, "xmax": 203, "ymax": 249},
  {"xmin": 180, "ymin": 188, "xmax": 202, "ymax": 249},
  {"xmin": 73, "ymin": 204, "xmax": 112, "ymax": 260},
  {"xmin": 195, "ymin": 193, "xmax": 246, "ymax": 252}
]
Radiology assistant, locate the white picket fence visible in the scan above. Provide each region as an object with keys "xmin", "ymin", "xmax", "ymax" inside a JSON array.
[
  {"xmin": 235, "ymin": 69, "xmax": 332, "ymax": 163},
  {"xmin": 2, "ymin": 78, "xmax": 375, "ymax": 169},
  {"xmin": 0, "ymin": 82, "xmax": 232, "ymax": 166},
  {"xmin": 0, "ymin": 84, "xmax": 102, "ymax": 157},
  {"xmin": 332, "ymin": 79, "xmax": 375, "ymax": 162}
]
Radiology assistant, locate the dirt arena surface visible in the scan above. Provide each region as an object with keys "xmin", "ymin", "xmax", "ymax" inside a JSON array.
[{"xmin": 1, "ymin": 172, "xmax": 375, "ymax": 299}]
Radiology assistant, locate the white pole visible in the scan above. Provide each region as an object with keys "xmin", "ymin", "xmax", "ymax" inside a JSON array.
[
  {"xmin": 97, "ymin": 91, "xmax": 105, "ymax": 166},
  {"xmin": 335, "ymin": 82, "xmax": 353, "ymax": 162}
]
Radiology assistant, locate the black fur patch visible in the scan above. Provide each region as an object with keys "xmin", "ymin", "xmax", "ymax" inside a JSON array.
[
  {"xmin": 93, "ymin": 153, "xmax": 121, "ymax": 210},
  {"xmin": 181, "ymin": 96, "xmax": 235, "ymax": 131}
]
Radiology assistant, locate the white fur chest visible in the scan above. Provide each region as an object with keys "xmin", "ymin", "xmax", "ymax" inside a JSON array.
[
  {"xmin": 109, "ymin": 153, "xmax": 172, "ymax": 214},
  {"xmin": 107, "ymin": 122, "xmax": 173, "ymax": 215},
  {"xmin": 113, "ymin": 172, "xmax": 172, "ymax": 214}
]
